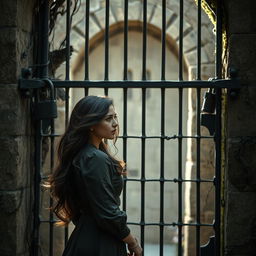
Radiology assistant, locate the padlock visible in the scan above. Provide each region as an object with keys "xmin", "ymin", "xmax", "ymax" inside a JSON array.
[
  {"xmin": 33, "ymin": 79, "xmax": 58, "ymax": 120},
  {"xmin": 201, "ymin": 89, "xmax": 216, "ymax": 114}
]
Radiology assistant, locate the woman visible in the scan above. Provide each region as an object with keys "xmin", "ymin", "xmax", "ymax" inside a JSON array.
[{"xmin": 49, "ymin": 95, "xmax": 143, "ymax": 256}]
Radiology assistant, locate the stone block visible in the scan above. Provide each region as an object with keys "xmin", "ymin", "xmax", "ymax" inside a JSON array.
[
  {"xmin": 17, "ymin": 0, "xmax": 33, "ymax": 32},
  {"xmin": 0, "ymin": 187, "xmax": 33, "ymax": 256},
  {"xmin": 0, "ymin": 28, "xmax": 17, "ymax": 84},
  {"xmin": 227, "ymin": 86, "xmax": 256, "ymax": 137},
  {"xmin": 224, "ymin": 191, "xmax": 256, "ymax": 255},
  {"xmin": 226, "ymin": 137, "xmax": 256, "ymax": 192},
  {"xmin": 0, "ymin": 0, "xmax": 17, "ymax": 27},
  {"xmin": 0, "ymin": 84, "xmax": 30, "ymax": 136},
  {"xmin": 228, "ymin": 34, "xmax": 256, "ymax": 82},
  {"xmin": 225, "ymin": 0, "xmax": 256, "ymax": 34},
  {"xmin": 0, "ymin": 135, "xmax": 32, "ymax": 190}
]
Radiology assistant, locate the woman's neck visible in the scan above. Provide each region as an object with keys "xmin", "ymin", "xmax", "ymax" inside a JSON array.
[{"xmin": 88, "ymin": 135, "xmax": 102, "ymax": 149}]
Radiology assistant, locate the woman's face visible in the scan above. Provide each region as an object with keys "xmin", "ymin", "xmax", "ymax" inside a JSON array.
[{"xmin": 91, "ymin": 105, "xmax": 118, "ymax": 140}]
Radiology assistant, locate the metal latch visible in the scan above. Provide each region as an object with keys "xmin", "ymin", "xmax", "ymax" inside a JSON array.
[{"xmin": 18, "ymin": 68, "xmax": 58, "ymax": 120}]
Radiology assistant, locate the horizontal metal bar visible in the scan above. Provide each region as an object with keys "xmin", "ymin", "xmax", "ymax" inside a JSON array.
[
  {"xmin": 41, "ymin": 133, "xmax": 214, "ymax": 139},
  {"xmin": 124, "ymin": 178, "xmax": 214, "ymax": 183},
  {"xmin": 127, "ymin": 222, "xmax": 214, "ymax": 227},
  {"xmin": 52, "ymin": 79, "xmax": 240, "ymax": 89},
  {"xmin": 40, "ymin": 219, "xmax": 213, "ymax": 227}
]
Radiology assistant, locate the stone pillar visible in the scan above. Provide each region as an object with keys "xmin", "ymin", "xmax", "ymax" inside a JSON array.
[
  {"xmin": 224, "ymin": 0, "xmax": 256, "ymax": 255},
  {"xmin": 0, "ymin": 0, "xmax": 35, "ymax": 255},
  {"xmin": 184, "ymin": 64, "xmax": 215, "ymax": 256}
]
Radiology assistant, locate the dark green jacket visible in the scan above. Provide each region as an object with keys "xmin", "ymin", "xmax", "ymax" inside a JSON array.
[{"xmin": 62, "ymin": 143, "xmax": 130, "ymax": 256}]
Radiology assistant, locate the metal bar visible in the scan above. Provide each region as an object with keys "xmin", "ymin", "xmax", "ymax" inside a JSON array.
[
  {"xmin": 142, "ymin": 0, "xmax": 147, "ymax": 80},
  {"xmin": 52, "ymin": 79, "xmax": 239, "ymax": 89},
  {"xmin": 214, "ymin": 88, "xmax": 221, "ymax": 256},
  {"xmin": 41, "ymin": 133, "xmax": 215, "ymax": 139},
  {"xmin": 178, "ymin": 87, "xmax": 183, "ymax": 256},
  {"xmin": 215, "ymin": 0, "xmax": 223, "ymax": 254},
  {"xmin": 122, "ymin": 1, "xmax": 128, "ymax": 211},
  {"xmin": 196, "ymin": 88, "xmax": 201, "ymax": 255},
  {"xmin": 37, "ymin": 0, "xmax": 49, "ymax": 79},
  {"xmin": 160, "ymin": 86, "xmax": 165, "ymax": 256},
  {"xmin": 123, "ymin": 0, "xmax": 128, "ymax": 81},
  {"xmin": 140, "ymin": 2, "xmax": 147, "ymax": 252},
  {"xmin": 122, "ymin": 0, "xmax": 128, "ymax": 210},
  {"xmin": 84, "ymin": 0, "xmax": 90, "ymax": 81},
  {"xmin": 179, "ymin": 0, "xmax": 184, "ymax": 81},
  {"xmin": 32, "ymin": 1, "xmax": 49, "ymax": 255},
  {"xmin": 197, "ymin": 0, "xmax": 202, "ymax": 80},
  {"xmin": 161, "ymin": 0, "xmax": 166, "ymax": 81},
  {"xmin": 65, "ymin": 0, "xmax": 71, "ymax": 80},
  {"xmin": 104, "ymin": 0, "xmax": 110, "ymax": 96},
  {"xmin": 126, "ymin": 222, "xmax": 214, "ymax": 227},
  {"xmin": 122, "ymin": 88, "xmax": 128, "ymax": 212},
  {"xmin": 141, "ymin": 87, "xmax": 146, "ymax": 255},
  {"xmin": 49, "ymin": 110, "xmax": 55, "ymax": 256},
  {"xmin": 32, "ymin": 111, "xmax": 42, "ymax": 256},
  {"xmin": 64, "ymin": 87, "xmax": 70, "ymax": 245},
  {"xmin": 216, "ymin": 0, "xmax": 222, "ymax": 79}
]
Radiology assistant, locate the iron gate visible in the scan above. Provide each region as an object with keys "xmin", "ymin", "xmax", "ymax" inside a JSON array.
[{"xmin": 19, "ymin": 0, "xmax": 240, "ymax": 255}]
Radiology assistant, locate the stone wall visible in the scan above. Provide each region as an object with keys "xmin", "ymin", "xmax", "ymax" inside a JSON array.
[
  {"xmin": 0, "ymin": 0, "xmax": 35, "ymax": 255},
  {"xmin": 224, "ymin": 0, "xmax": 256, "ymax": 255}
]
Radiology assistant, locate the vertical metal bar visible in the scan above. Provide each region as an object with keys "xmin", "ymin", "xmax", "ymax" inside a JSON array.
[
  {"xmin": 64, "ymin": 87, "xmax": 70, "ymax": 245},
  {"xmin": 197, "ymin": 0, "xmax": 201, "ymax": 81},
  {"xmin": 160, "ymin": 1, "xmax": 166, "ymax": 256},
  {"xmin": 32, "ymin": 1, "xmax": 49, "ymax": 255},
  {"xmin": 178, "ymin": 0, "xmax": 184, "ymax": 254},
  {"xmin": 104, "ymin": 0, "xmax": 110, "ymax": 96},
  {"xmin": 179, "ymin": 0, "xmax": 184, "ymax": 81},
  {"xmin": 141, "ymin": 1, "xmax": 147, "ymax": 252},
  {"xmin": 65, "ymin": 0, "xmax": 71, "ymax": 81},
  {"xmin": 178, "ymin": 87, "xmax": 183, "ymax": 256},
  {"xmin": 141, "ymin": 87, "xmax": 146, "ymax": 255},
  {"xmin": 196, "ymin": 1, "xmax": 202, "ymax": 255},
  {"xmin": 160, "ymin": 87, "xmax": 165, "ymax": 256},
  {"xmin": 216, "ymin": 0, "xmax": 222, "ymax": 79},
  {"xmin": 49, "ymin": 112, "xmax": 55, "ymax": 256},
  {"xmin": 122, "ymin": 0, "xmax": 129, "ymax": 212},
  {"xmin": 124, "ymin": 0, "xmax": 128, "ymax": 81},
  {"xmin": 84, "ymin": 0, "xmax": 90, "ymax": 81},
  {"xmin": 196, "ymin": 88, "xmax": 201, "ymax": 256},
  {"xmin": 37, "ymin": 0, "xmax": 49, "ymax": 79},
  {"xmin": 161, "ymin": 0, "xmax": 166, "ymax": 81},
  {"xmin": 215, "ymin": 0, "xmax": 222, "ymax": 255},
  {"xmin": 84, "ymin": 0, "xmax": 90, "ymax": 96},
  {"xmin": 142, "ymin": 0, "xmax": 147, "ymax": 81}
]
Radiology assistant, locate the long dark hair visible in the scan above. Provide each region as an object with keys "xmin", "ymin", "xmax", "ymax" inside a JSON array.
[{"xmin": 48, "ymin": 95, "xmax": 125, "ymax": 225}]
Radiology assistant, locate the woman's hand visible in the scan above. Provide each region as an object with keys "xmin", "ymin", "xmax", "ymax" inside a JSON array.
[{"xmin": 127, "ymin": 238, "xmax": 143, "ymax": 256}]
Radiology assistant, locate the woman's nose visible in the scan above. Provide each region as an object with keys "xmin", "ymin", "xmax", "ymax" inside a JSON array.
[{"xmin": 112, "ymin": 119, "xmax": 118, "ymax": 127}]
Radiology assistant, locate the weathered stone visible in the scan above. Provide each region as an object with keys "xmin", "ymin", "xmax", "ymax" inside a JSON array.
[
  {"xmin": 227, "ymin": 86, "xmax": 256, "ymax": 137},
  {"xmin": 227, "ymin": 137, "xmax": 256, "ymax": 192},
  {"xmin": 224, "ymin": 0, "xmax": 256, "ymax": 34},
  {"xmin": 0, "ymin": 0, "xmax": 17, "ymax": 27},
  {"xmin": 17, "ymin": 0, "xmax": 33, "ymax": 32},
  {"xmin": 228, "ymin": 34, "xmax": 256, "ymax": 82},
  {"xmin": 224, "ymin": 191, "xmax": 256, "ymax": 255},
  {"xmin": 0, "ymin": 188, "xmax": 32, "ymax": 256},
  {"xmin": 0, "ymin": 28, "xmax": 17, "ymax": 84},
  {"xmin": 0, "ymin": 84, "xmax": 30, "ymax": 136},
  {"xmin": 0, "ymin": 135, "xmax": 32, "ymax": 190}
]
